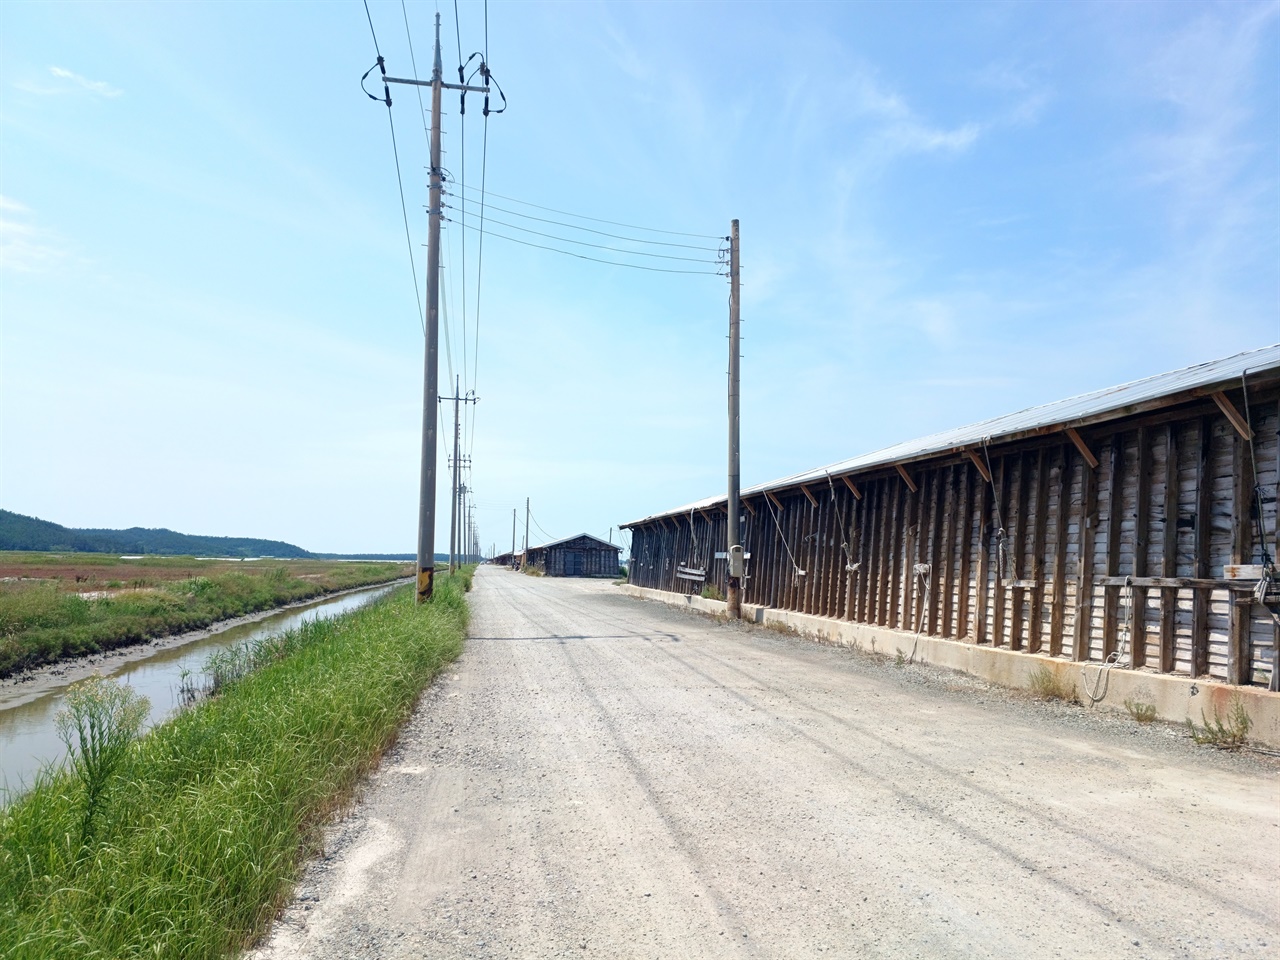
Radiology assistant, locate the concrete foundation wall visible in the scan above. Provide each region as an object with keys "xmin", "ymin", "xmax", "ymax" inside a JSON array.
[{"xmin": 620, "ymin": 584, "xmax": 1280, "ymax": 748}]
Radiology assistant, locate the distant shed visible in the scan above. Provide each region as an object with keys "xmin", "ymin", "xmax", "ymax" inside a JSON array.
[{"xmin": 526, "ymin": 534, "xmax": 620, "ymax": 578}]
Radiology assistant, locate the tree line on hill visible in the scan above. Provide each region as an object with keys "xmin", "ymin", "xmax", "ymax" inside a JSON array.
[{"xmin": 0, "ymin": 510, "xmax": 423, "ymax": 561}]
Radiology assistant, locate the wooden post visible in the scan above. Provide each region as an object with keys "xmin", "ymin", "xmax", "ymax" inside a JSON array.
[
  {"xmin": 1049, "ymin": 444, "xmax": 1071, "ymax": 657},
  {"xmin": 1160, "ymin": 423, "xmax": 1180, "ymax": 673},
  {"xmin": 1073, "ymin": 449, "xmax": 1098, "ymax": 661},
  {"xmin": 1029, "ymin": 447, "xmax": 1051, "ymax": 653},
  {"xmin": 1228, "ymin": 427, "xmax": 1255, "ymax": 685},
  {"xmin": 940, "ymin": 466, "xmax": 957, "ymax": 638},
  {"xmin": 1102, "ymin": 434, "xmax": 1125, "ymax": 660},
  {"xmin": 956, "ymin": 461, "xmax": 974, "ymax": 639},
  {"xmin": 975, "ymin": 468, "xmax": 992, "ymax": 644},
  {"xmin": 1131, "ymin": 427, "xmax": 1151, "ymax": 668},
  {"xmin": 993, "ymin": 456, "xmax": 1009, "ymax": 647},
  {"xmin": 1192, "ymin": 417, "xmax": 1214, "ymax": 677},
  {"xmin": 1009, "ymin": 453, "xmax": 1031, "ymax": 651}
]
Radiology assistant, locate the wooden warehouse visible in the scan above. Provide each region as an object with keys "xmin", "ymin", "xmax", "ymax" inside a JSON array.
[
  {"xmin": 526, "ymin": 534, "xmax": 620, "ymax": 578},
  {"xmin": 623, "ymin": 346, "xmax": 1280, "ymax": 690}
]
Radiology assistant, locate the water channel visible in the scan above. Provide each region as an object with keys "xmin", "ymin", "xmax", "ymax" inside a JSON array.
[{"xmin": 0, "ymin": 581, "xmax": 403, "ymax": 800}]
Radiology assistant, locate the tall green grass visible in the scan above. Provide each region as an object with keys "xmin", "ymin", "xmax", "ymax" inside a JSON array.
[
  {"xmin": 0, "ymin": 570, "xmax": 471, "ymax": 959},
  {"xmin": 0, "ymin": 562, "xmax": 410, "ymax": 677}
]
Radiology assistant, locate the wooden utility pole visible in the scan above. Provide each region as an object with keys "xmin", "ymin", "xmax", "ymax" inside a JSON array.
[
  {"xmin": 726, "ymin": 219, "xmax": 743, "ymax": 619},
  {"xmin": 383, "ymin": 14, "xmax": 489, "ymax": 603}
]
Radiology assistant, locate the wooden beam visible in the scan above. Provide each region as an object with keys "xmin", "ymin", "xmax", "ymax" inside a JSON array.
[
  {"xmin": 799, "ymin": 484, "xmax": 819, "ymax": 508},
  {"xmin": 1073, "ymin": 447, "xmax": 1098, "ymax": 661},
  {"xmin": 940, "ymin": 466, "xmax": 957, "ymax": 638},
  {"xmin": 1131, "ymin": 427, "xmax": 1151, "ymax": 669},
  {"xmin": 1029, "ymin": 447, "xmax": 1051, "ymax": 653},
  {"xmin": 1159, "ymin": 423, "xmax": 1179, "ymax": 674},
  {"xmin": 1191, "ymin": 417, "xmax": 1213, "ymax": 678},
  {"xmin": 967, "ymin": 448, "xmax": 992, "ymax": 484},
  {"xmin": 841, "ymin": 474, "xmax": 863, "ymax": 500},
  {"xmin": 992, "ymin": 456, "xmax": 1009, "ymax": 648},
  {"xmin": 1102, "ymin": 435, "xmax": 1126, "ymax": 660},
  {"xmin": 1212, "ymin": 390, "xmax": 1254, "ymax": 441},
  {"xmin": 1066, "ymin": 427, "xmax": 1100, "ymax": 470},
  {"xmin": 975, "ymin": 471, "xmax": 992, "ymax": 644},
  {"xmin": 895, "ymin": 463, "xmax": 919, "ymax": 493},
  {"xmin": 1049, "ymin": 444, "xmax": 1071, "ymax": 657},
  {"xmin": 742, "ymin": 497, "xmax": 756, "ymax": 517},
  {"xmin": 765, "ymin": 489, "xmax": 784, "ymax": 512},
  {"xmin": 957, "ymin": 461, "xmax": 974, "ymax": 639},
  {"xmin": 1228, "ymin": 428, "xmax": 1254, "ymax": 685},
  {"xmin": 1008, "ymin": 453, "xmax": 1030, "ymax": 651}
]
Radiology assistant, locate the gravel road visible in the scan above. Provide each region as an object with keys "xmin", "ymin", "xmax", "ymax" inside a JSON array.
[{"xmin": 248, "ymin": 567, "xmax": 1278, "ymax": 960}]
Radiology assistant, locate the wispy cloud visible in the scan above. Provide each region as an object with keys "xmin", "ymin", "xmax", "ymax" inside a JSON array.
[
  {"xmin": 0, "ymin": 199, "xmax": 70, "ymax": 273},
  {"xmin": 14, "ymin": 66, "xmax": 122, "ymax": 98}
]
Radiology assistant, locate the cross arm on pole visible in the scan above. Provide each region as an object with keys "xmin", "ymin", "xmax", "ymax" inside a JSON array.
[{"xmin": 385, "ymin": 76, "xmax": 490, "ymax": 94}]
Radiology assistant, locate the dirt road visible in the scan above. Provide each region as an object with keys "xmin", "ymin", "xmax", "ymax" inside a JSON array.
[{"xmin": 250, "ymin": 567, "xmax": 1278, "ymax": 959}]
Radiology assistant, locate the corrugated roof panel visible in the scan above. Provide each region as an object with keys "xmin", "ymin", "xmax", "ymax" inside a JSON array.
[{"xmin": 622, "ymin": 343, "xmax": 1280, "ymax": 527}]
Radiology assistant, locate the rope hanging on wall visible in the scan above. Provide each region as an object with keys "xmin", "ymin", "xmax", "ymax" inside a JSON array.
[
  {"xmin": 981, "ymin": 437, "xmax": 1012, "ymax": 583},
  {"xmin": 1082, "ymin": 576, "xmax": 1135, "ymax": 704},
  {"xmin": 825, "ymin": 471, "xmax": 860, "ymax": 572},
  {"xmin": 766, "ymin": 495, "xmax": 806, "ymax": 580}
]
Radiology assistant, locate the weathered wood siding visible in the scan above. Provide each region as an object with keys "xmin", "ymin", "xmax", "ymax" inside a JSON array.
[
  {"xmin": 627, "ymin": 389, "xmax": 1280, "ymax": 687},
  {"xmin": 533, "ymin": 537, "xmax": 620, "ymax": 577}
]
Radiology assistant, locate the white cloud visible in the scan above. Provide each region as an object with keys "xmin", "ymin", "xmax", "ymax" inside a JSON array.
[
  {"xmin": 0, "ymin": 202, "xmax": 70, "ymax": 273},
  {"xmin": 14, "ymin": 66, "xmax": 122, "ymax": 98}
]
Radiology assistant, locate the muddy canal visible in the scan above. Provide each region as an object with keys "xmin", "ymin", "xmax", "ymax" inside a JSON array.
[{"xmin": 0, "ymin": 581, "xmax": 402, "ymax": 799}]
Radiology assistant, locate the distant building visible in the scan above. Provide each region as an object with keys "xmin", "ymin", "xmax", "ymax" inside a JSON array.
[{"xmin": 525, "ymin": 534, "xmax": 620, "ymax": 578}]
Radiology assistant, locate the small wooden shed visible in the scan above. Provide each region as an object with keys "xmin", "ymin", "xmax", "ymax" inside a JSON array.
[{"xmin": 526, "ymin": 534, "xmax": 620, "ymax": 578}]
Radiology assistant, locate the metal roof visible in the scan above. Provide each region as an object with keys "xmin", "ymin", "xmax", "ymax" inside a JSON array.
[
  {"xmin": 623, "ymin": 343, "xmax": 1280, "ymax": 527},
  {"xmin": 528, "ymin": 533, "xmax": 620, "ymax": 552}
]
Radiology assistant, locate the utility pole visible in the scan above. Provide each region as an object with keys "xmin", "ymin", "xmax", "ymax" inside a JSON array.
[
  {"xmin": 511, "ymin": 509, "xmax": 517, "ymax": 566},
  {"xmin": 450, "ymin": 376, "xmax": 460, "ymax": 573},
  {"xmin": 442, "ymin": 376, "xmax": 478, "ymax": 575},
  {"xmin": 383, "ymin": 15, "xmax": 489, "ymax": 603},
  {"xmin": 524, "ymin": 497, "xmax": 530, "ymax": 570},
  {"xmin": 726, "ymin": 219, "xmax": 743, "ymax": 620}
]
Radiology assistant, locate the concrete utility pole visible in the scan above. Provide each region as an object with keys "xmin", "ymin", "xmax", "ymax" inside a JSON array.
[
  {"xmin": 511, "ymin": 509, "xmax": 517, "ymax": 566},
  {"xmin": 443, "ymin": 377, "xmax": 478, "ymax": 575},
  {"xmin": 524, "ymin": 497, "xmax": 530, "ymax": 570},
  {"xmin": 450, "ymin": 376, "xmax": 460, "ymax": 573},
  {"xmin": 726, "ymin": 219, "xmax": 743, "ymax": 620},
  {"xmin": 384, "ymin": 14, "xmax": 489, "ymax": 603}
]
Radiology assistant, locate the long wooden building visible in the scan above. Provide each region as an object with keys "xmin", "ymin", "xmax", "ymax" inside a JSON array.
[
  {"xmin": 622, "ymin": 346, "xmax": 1280, "ymax": 690},
  {"xmin": 525, "ymin": 534, "xmax": 620, "ymax": 578}
]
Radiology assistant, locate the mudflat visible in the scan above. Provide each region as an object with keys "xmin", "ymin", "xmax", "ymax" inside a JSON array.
[{"xmin": 249, "ymin": 566, "xmax": 1278, "ymax": 960}]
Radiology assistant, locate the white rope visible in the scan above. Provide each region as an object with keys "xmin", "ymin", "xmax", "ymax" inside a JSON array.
[{"xmin": 1082, "ymin": 576, "xmax": 1134, "ymax": 704}]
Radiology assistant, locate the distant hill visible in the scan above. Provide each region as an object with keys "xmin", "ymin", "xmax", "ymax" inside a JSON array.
[{"xmin": 0, "ymin": 510, "xmax": 425, "ymax": 561}]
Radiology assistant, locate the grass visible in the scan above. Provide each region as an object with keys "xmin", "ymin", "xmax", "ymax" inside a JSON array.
[
  {"xmin": 1028, "ymin": 665, "xmax": 1075, "ymax": 702},
  {"xmin": 0, "ymin": 568, "xmax": 471, "ymax": 959},
  {"xmin": 1186, "ymin": 694, "xmax": 1252, "ymax": 750},
  {"xmin": 0, "ymin": 552, "xmax": 412, "ymax": 677},
  {"xmin": 700, "ymin": 584, "xmax": 724, "ymax": 601},
  {"xmin": 1124, "ymin": 698, "xmax": 1159, "ymax": 723}
]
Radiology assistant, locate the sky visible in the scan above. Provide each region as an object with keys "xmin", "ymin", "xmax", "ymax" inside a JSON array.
[{"xmin": 2, "ymin": 0, "xmax": 1277, "ymax": 558}]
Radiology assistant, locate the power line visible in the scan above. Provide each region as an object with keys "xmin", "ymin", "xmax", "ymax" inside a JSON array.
[
  {"xmin": 365, "ymin": 0, "xmax": 426, "ymax": 336},
  {"xmin": 462, "ymin": 185, "xmax": 724, "ymax": 240},
  {"xmin": 443, "ymin": 218, "xmax": 722, "ymax": 274},
  {"xmin": 443, "ymin": 206, "xmax": 719, "ymax": 263},
  {"xmin": 449, "ymin": 193, "xmax": 720, "ymax": 251}
]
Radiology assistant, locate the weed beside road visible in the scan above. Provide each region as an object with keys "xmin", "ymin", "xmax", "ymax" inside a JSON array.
[
  {"xmin": 0, "ymin": 552, "xmax": 412, "ymax": 676},
  {"xmin": 0, "ymin": 570, "xmax": 470, "ymax": 959}
]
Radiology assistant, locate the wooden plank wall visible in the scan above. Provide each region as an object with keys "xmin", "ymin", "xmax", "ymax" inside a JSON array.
[{"xmin": 627, "ymin": 389, "xmax": 1280, "ymax": 686}]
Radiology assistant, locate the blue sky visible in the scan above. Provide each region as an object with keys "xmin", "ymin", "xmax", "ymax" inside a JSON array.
[{"xmin": 2, "ymin": 0, "xmax": 1277, "ymax": 556}]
